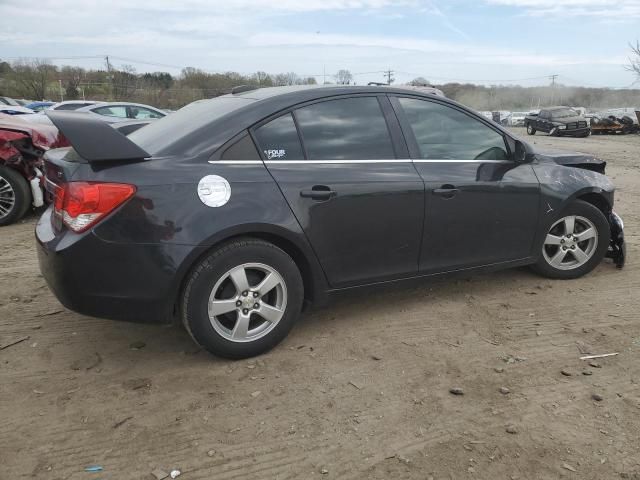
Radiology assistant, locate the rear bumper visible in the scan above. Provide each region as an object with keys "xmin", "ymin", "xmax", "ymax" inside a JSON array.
[
  {"xmin": 36, "ymin": 207, "xmax": 193, "ymax": 323},
  {"xmin": 606, "ymin": 211, "xmax": 625, "ymax": 268}
]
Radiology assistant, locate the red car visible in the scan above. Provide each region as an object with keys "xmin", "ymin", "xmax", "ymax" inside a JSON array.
[{"xmin": 0, "ymin": 115, "xmax": 68, "ymax": 225}]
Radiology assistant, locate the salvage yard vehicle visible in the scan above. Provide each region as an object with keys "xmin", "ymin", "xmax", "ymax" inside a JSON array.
[
  {"xmin": 0, "ymin": 116, "xmax": 68, "ymax": 225},
  {"xmin": 73, "ymin": 102, "xmax": 166, "ymax": 123},
  {"xmin": 47, "ymin": 100, "xmax": 103, "ymax": 111},
  {"xmin": 589, "ymin": 114, "xmax": 639, "ymax": 135},
  {"xmin": 37, "ymin": 85, "xmax": 626, "ymax": 359},
  {"xmin": 508, "ymin": 111, "xmax": 528, "ymax": 127},
  {"xmin": 525, "ymin": 106, "xmax": 591, "ymax": 137}
]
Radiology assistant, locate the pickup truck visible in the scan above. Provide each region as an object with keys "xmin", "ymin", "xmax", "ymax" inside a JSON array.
[{"xmin": 525, "ymin": 106, "xmax": 591, "ymax": 137}]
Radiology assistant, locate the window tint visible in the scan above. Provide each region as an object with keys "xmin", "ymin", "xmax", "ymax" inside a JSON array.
[
  {"xmin": 398, "ymin": 98, "xmax": 508, "ymax": 160},
  {"xmin": 221, "ymin": 134, "xmax": 260, "ymax": 160},
  {"xmin": 94, "ymin": 105, "xmax": 128, "ymax": 118},
  {"xmin": 295, "ymin": 97, "xmax": 395, "ymax": 160},
  {"xmin": 253, "ymin": 113, "xmax": 304, "ymax": 160}
]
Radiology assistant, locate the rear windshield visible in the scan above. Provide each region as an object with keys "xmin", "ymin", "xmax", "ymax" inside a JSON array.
[{"xmin": 128, "ymin": 96, "xmax": 254, "ymax": 155}]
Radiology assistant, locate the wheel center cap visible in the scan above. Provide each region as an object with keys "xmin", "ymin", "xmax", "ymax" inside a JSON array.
[{"xmin": 242, "ymin": 296, "xmax": 255, "ymax": 309}]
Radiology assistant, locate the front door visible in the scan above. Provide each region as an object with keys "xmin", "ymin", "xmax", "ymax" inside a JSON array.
[
  {"xmin": 252, "ymin": 95, "xmax": 425, "ymax": 288},
  {"xmin": 390, "ymin": 95, "xmax": 540, "ymax": 273}
]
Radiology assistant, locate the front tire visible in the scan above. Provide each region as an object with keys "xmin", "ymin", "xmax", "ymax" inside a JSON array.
[
  {"xmin": 0, "ymin": 165, "xmax": 31, "ymax": 227},
  {"xmin": 181, "ymin": 238, "xmax": 304, "ymax": 359},
  {"xmin": 526, "ymin": 124, "xmax": 536, "ymax": 135},
  {"xmin": 532, "ymin": 200, "xmax": 610, "ymax": 279}
]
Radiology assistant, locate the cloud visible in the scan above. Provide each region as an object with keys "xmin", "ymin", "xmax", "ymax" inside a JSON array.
[{"xmin": 485, "ymin": 0, "xmax": 640, "ymax": 19}]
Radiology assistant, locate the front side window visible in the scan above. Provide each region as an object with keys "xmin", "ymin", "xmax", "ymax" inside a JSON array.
[
  {"xmin": 253, "ymin": 113, "xmax": 304, "ymax": 160},
  {"xmin": 294, "ymin": 97, "xmax": 395, "ymax": 160},
  {"xmin": 93, "ymin": 106, "xmax": 128, "ymax": 118},
  {"xmin": 397, "ymin": 97, "xmax": 509, "ymax": 160}
]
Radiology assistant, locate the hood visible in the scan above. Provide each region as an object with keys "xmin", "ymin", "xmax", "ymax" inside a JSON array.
[{"xmin": 531, "ymin": 147, "xmax": 606, "ymax": 174}]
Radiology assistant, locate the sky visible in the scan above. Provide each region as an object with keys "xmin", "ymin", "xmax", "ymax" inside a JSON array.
[{"xmin": 1, "ymin": 0, "xmax": 639, "ymax": 88}]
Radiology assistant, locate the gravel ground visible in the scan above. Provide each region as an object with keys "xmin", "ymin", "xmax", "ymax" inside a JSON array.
[{"xmin": 1, "ymin": 131, "xmax": 639, "ymax": 479}]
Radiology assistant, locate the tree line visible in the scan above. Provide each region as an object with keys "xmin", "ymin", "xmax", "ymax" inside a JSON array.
[{"xmin": 0, "ymin": 58, "xmax": 638, "ymax": 111}]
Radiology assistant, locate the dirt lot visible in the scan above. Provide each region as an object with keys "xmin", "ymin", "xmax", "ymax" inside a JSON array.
[{"xmin": 1, "ymin": 132, "xmax": 639, "ymax": 479}]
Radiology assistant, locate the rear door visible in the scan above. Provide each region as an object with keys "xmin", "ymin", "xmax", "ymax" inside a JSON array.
[
  {"xmin": 390, "ymin": 95, "xmax": 540, "ymax": 273},
  {"xmin": 252, "ymin": 95, "xmax": 425, "ymax": 288}
]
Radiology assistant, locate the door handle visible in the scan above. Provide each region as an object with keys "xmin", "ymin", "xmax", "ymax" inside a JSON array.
[
  {"xmin": 433, "ymin": 185, "xmax": 459, "ymax": 198},
  {"xmin": 300, "ymin": 186, "xmax": 336, "ymax": 200}
]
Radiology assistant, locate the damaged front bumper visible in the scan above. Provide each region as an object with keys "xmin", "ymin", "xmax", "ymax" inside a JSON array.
[{"xmin": 607, "ymin": 211, "xmax": 625, "ymax": 268}]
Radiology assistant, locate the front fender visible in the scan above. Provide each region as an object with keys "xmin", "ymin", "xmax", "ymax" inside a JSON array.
[{"xmin": 530, "ymin": 162, "xmax": 615, "ymax": 258}]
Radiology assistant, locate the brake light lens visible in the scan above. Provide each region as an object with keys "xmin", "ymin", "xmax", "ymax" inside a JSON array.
[{"xmin": 53, "ymin": 182, "xmax": 136, "ymax": 232}]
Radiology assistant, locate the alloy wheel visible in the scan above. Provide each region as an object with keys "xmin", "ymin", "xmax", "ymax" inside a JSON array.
[
  {"xmin": 0, "ymin": 175, "xmax": 16, "ymax": 220},
  {"xmin": 207, "ymin": 263, "xmax": 287, "ymax": 342},
  {"xmin": 542, "ymin": 215, "xmax": 598, "ymax": 270}
]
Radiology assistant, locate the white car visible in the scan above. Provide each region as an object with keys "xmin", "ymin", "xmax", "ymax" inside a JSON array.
[
  {"xmin": 0, "ymin": 105, "xmax": 35, "ymax": 115},
  {"xmin": 48, "ymin": 100, "xmax": 104, "ymax": 111},
  {"xmin": 73, "ymin": 102, "xmax": 166, "ymax": 123},
  {"xmin": 509, "ymin": 112, "xmax": 529, "ymax": 127}
]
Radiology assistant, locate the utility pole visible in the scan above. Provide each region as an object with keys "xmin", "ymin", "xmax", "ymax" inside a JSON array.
[
  {"xmin": 58, "ymin": 79, "xmax": 64, "ymax": 102},
  {"xmin": 549, "ymin": 74, "xmax": 558, "ymax": 104},
  {"xmin": 384, "ymin": 68, "xmax": 395, "ymax": 85},
  {"xmin": 105, "ymin": 55, "xmax": 113, "ymax": 100}
]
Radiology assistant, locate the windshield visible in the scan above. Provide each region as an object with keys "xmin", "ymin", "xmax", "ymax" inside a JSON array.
[
  {"xmin": 551, "ymin": 108, "xmax": 579, "ymax": 119},
  {"xmin": 128, "ymin": 96, "xmax": 254, "ymax": 155}
]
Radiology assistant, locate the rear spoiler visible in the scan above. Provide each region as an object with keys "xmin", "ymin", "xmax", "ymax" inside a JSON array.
[{"xmin": 46, "ymin": 111, "xmax": 150, "ymax": 162}]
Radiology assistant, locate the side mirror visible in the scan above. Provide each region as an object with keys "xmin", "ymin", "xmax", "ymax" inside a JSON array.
[{"xmin": 514, "ymin": 140, "xmax": 528, "ymax": 163}]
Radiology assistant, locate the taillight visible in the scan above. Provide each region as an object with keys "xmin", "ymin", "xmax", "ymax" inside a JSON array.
[{"xmin": 53, "ymin": 182, "xmax": 136, "ymax": 232}]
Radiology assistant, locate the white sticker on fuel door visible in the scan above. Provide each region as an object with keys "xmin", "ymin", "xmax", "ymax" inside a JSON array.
[{"xmin": 197, "ymin": 175, "xmax": 231, "ymax": 207}]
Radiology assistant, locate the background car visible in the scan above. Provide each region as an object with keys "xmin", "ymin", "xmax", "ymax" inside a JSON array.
[
  {"xmin": 25, "ymin": 101, "xmax": 55, "ymax": 112},
  {"xmin": 0, "ymin": 115, "xmax": 68, "ymax": 225},
  {"xmin": 74, "ymin": 102, "xmax": 166, "ymax": 123},
  {"xmin": 508, "ymin": 111, "xmax": 529, "ymax": 127},
  {"xmin": 0, "ymin": 105, "xmax": 35, "ymax": 115},
  {"xmin": 47, "ymin": 100, "xmax": 103, "ymax": 111},
  {"xmin": 0, "ymin": 96, "xmax": 21, "ymax": 106}
]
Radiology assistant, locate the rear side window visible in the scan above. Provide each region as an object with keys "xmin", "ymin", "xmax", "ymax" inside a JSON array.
[
  {"xmin": 253, "ymin": 113, "xmax": 304, "ymax": 160},
  {"xmin": 294, "ymin": 97, "xmax": 395, "ymax": 160},
  {"xmin": 397, "ymin": 97, "xmax": 508, "ymax": 160},
  {"xmin": 221, "ymin": 134, "xmax": 261, "ymax": 160}
]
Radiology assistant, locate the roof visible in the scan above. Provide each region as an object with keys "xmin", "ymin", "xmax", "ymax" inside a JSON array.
[{"xmin": 231, "ymin": 84, "xmax": 444, "ymax": 102}]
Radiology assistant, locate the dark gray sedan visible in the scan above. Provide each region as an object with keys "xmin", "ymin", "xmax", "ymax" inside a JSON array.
[{"xmin": 37, "ymin": 85, "xmax": 625, "ymax": 359}]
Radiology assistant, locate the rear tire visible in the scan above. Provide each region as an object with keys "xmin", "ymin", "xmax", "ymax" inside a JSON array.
[
  {"xmin": 526, "ymin": 124, "xmax": 536, "ymax": 135},
  {"xmin": 0, "ymin": 165, "xmax": 31, "ymax": 227},
  {"xmin": 531, "ymin": 200, "xmax": 610, "ymax": 279},
  {"xmin": 181, "ymin": 238, "xmax": 304, "ymax": 359}
]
